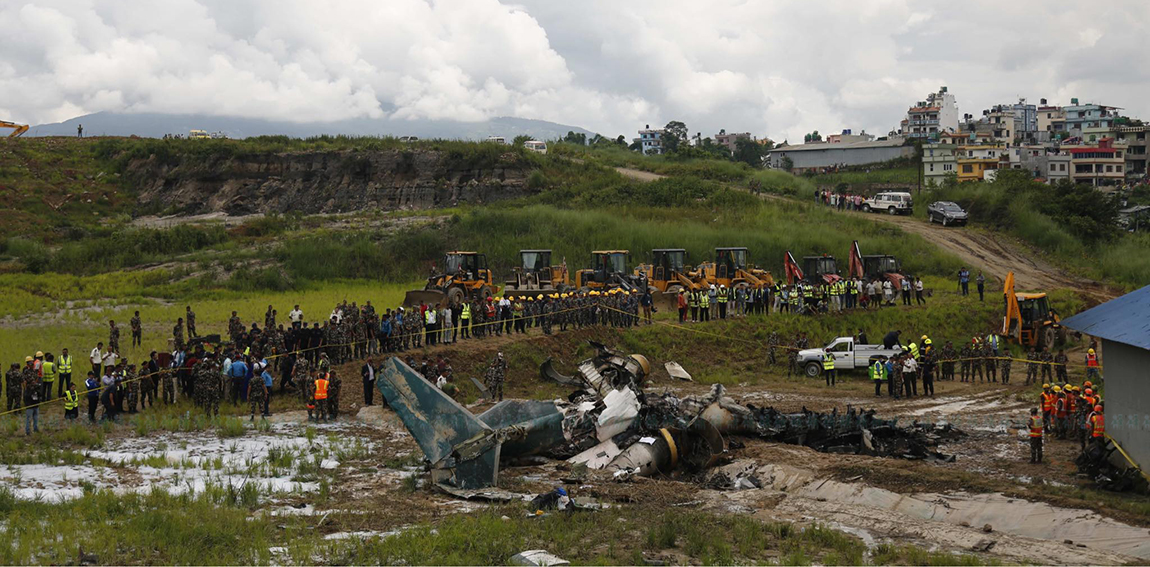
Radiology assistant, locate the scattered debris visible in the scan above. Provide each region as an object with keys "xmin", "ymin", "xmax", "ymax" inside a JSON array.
[
  {"xmin": 509, "ymin": 550, "xmax": 570, "ymax": 566},
  {"xmin": 664, "ymin": 361, "xmax": 693, "ymax": 381}
]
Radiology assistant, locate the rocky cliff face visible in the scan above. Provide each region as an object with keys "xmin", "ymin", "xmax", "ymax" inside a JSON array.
[{"xmin": 128, "ymin": 149, "xmax": 535, "ymax": 215}]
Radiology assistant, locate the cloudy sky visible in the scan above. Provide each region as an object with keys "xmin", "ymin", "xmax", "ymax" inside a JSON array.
[{"xmin": 2, "ymin": 0, "xmax": 1146, "ymax": 141}]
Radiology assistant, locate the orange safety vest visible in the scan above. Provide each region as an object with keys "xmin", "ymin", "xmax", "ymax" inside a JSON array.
[
  {"xmin": 1090, "ymin": 413, "xmax": 1105, "ymax": 438},
  {"xmin": 1066, "ymin": 393, "xmax": 1077, "ymax": 413},
  {"xmin": 1086, "ymin": 353, "xmax": 1099, "ymax": 367},
  {"xmin": 1028, "ymin": 416, "xmax": 1043, "ymax": 438},
  {"xmin": 1041, "ymin": 392, "xmax": 1053, "ymax": 412},
  {"xmin": 314, "ymin": 378, "xmax": 329, "ymax": 400},
  {"xmin": 1055, "ymin": 397, "xmax": 1068, "ymax": 418}
]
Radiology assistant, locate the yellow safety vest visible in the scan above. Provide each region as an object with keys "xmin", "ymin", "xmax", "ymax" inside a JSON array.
[
  {"xmin": 700, "ymin": 294, "xmax": 710, "ymax": 308},
  {"xmin": 909, "ymin": 343, "xmax": 920, "ymax": 361},
  {"xmin": 822, "ymin": 353, "xmax": 835, "ymax": 370},
  {"xmin": 42, "ymin": 361, "xmax": 57, "ymax": 382},
  {"xmin": 58, "ymin": 355, "xmax": 72, "ymax": 374},
  {"xmin": 461, "ymin": 304, "xmax": 471, "ymax": 319},
  {"xmin": 63, "ymin": 390, "xmax": 79, "ymax": 410}
]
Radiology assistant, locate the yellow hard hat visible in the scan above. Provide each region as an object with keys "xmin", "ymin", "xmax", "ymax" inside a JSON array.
[
  {"xmin": 25, "ymin": 356, "xmax": 33, "ymax": 362},
  {"xmin": 35, "ymin": 351, "xmax": 44, "ymax": 358},
  {"xmin": 1042, "ymin": 383, "xmax": 1050, "ymax": 389},
  {"xmin": 1053, "ymin": 386, "xmax": 1062, "ymax": 393},
  {"xmin": 526, "ymin": 296, "xmax": 534, "ymax": 301},
  {"xmin": 924, "ymin": 338, "xmax": 932, "ymax": 345},
  {"xmin": 921, "ymin": 335, "xmax": 928, "ymax": 342},
  {"xmin": 1088, "ymin": 348, "xmax": 1095, "ymax": 355}
]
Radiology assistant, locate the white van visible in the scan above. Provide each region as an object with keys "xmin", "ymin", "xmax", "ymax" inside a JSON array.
[
  {"xmin": 862, "ymin": 191, "xmax": 913, "ymax": 215},
  {"xmin": 524, "ymin": 140, "xmax": 547, "ymax": 154}
]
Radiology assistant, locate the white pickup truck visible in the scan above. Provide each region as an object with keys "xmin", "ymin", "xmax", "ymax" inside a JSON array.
[{"xmin": 795, "ymin": 336, "xmax": 904, "ymax": 378}]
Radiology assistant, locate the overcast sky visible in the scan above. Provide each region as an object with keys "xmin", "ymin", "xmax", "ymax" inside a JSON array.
[{"xmin": 2, "ymin": 0, "xmax": 1147, "ymax": 141}]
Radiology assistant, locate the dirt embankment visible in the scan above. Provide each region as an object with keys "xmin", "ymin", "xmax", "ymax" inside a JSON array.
[{"xmin": 127, "ymin": 149, "xmax": 536, "ymax": 216}]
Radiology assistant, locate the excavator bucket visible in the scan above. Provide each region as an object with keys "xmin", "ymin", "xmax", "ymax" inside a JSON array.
[
  {"xmin": 848, "ymin": 241, "xmax": 865, "ymax": 279},
  {"xmin": 403, "ymin": 289, "xmax": 447, "ymax": 308}
]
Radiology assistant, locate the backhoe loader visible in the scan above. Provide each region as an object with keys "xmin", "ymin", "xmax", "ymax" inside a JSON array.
[
  {"xmin": 1002, "ymin": 271, "xmax": 1063, "ymax": 349},
  {"xmin": 405, "ymin": 251, "xmax": 495, "ymax": 307},
  {"xmin": 1, "ymin": 120, "xmax": 30, "ymax": 138},
  {"xmin": 693, "ymin": 247, "xmax": 774, "ymax": 290}
]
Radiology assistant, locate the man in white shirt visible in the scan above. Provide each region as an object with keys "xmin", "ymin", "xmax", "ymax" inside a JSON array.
[
  {"xmin": 289, "ymin": 305, "xmax": 303, "ymax": 329},
  {"xmin": 101, "ymin": 349, "xmax": 118, "ymax": 374},
  {"xmin": 90, "ymin": 342, "xmax": 105, "ymax": 377},
  {"xmin": 902, "ymin": 354, "xmax": 918, "ymax": 397}
]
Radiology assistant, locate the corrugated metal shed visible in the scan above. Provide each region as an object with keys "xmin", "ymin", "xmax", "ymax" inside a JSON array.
[{"xmin": 1061, "ymin": 285, "xmax": 1150, "ymax": 350}]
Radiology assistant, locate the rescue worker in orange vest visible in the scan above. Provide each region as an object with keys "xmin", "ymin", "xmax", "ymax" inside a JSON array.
[
  {"xmin": 1078, "ymin": 387, "xmax": 1097, "ymax": 450},
  {"xmin": 1086, "ymin": 404, "xmax": 1105, "ymax": 451},
  {"xmin": 1040, "ymin": 384, "xmax": 1054, "ymax": 432},
  {"xmin": 312, "ymin": 372, "xmax": 330, "ymax": 423},
  {"xmin": 1053, "ymin": 386, "xmax": 1068, "ymax": 439},
  {"xmin": 1027, "ymin": 407, "xmax": 1044, "ymax": 464},
  {"xmin": 1085, "ymin": 348, "xmax": 1100, "ymax": 381}
]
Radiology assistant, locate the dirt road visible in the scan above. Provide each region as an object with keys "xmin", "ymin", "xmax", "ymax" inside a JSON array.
[{"xmin": 864, "ymin": 213, "xmax": 1116, "ymax": 300}]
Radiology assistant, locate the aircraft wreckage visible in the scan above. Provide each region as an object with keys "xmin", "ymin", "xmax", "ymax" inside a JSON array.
[{"xmin": 377, "ymin": 341, "xmax": 962, "ymax": 489}]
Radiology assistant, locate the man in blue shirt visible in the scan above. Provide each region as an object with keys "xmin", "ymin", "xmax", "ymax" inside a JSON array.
[
  {"xmin": 260, "ymin": 364, "xmax": 274, "ymax": 417},
  {"xmin": 228, "ymin": 355, "xmax": 249, "ymax": 405},
  {"xmin": 84, "ymin": 371, "xmax": 100, "ymax": 423}
]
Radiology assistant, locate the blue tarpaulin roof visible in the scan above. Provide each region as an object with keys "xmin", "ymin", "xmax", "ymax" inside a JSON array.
[{"xmin": 1061, "ymin": 285, "xmax": 1150, "ymax": 350}]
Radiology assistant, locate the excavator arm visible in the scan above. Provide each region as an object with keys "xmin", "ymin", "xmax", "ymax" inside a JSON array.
[
  {"xmin": 848, "ymin": 241, "xmax": 865, "ymax": 279},
  {"xmin": 1, "ymin": 120, "xmax": 30, "ymax": 138},
  {"xmin": 783, "ymin": 251, "xmax": 803, "ymax": 285},
  {"xmin": 1002, "ymin": 271, "xmax": 1021, "ymax": 341}
]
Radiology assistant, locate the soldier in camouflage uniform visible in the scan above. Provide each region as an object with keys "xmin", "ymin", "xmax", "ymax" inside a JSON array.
[
  {"xmin": 984, "ymin": 343, "xmax": 997, "ymax": 383},
  {"xmin": 125, "ymin": 363, "xmax": 140, "ymax": 413},
  {"xmin": 1039, "ymin": 349, "xmax": 1054, "ymax": 383},
  {"xmin": 940, "ymin": 341, "xmax": 956, "ymax": 381},
  {"xmin": 130, "ymin": 311, "xmax": 142, "ymax": 348},
  {"xmin": 352, "ymin": 317, "xmax": 367, "ymax": 360},
  {"xmin": 194, "ymin": 354, "xmax": 221, "ymax": 417},
  {"xmin": 322, "ymin": 320, "xmax": 338, "ymax": 363},
  {"xmin": 162, "ymin": 361, "xmax": 176, "ymax": 405},
  {"xmin": 265, "ymin": 305, "xmax": 275, "ymax": 330},
  {"xmin": 6, "ymin": 362, "xmax": 22, "ymax": 411},
  {"xmin": 228, "ymin": 311, "xmax": 243, "ymax": 344},
  {"xmin": 248, "ymin": 365, "xmax": 266, "ymax": 421},
  {"xmin": 999, "ymin": 355, "xmax": 1012, "ymax": 385},
  {"xmin": 767, "ymin": 332, "xmax": 779, "ymax": 365},
  {"xmin": 412, "ymin": 307, "xmax": 424, "ymax": 348},
  {"xmin": 294, "ymin": 357, "xmax": 312, "ymax": 407},
  {"xmin": 788, "ymin": 333, "xmax": 801, "ymax": 377},
  {"xmin": 185, "ymin": 306, "xmax": 197, "ymax": 338},
  {"xmin": 484, "ymin": 353, "xmax": 507, "ymax": 401},
  {"xmin": 173, "ymin": 318, "xmax": 186, "ymax": 351},
  {"xmin": 108, "ymin": 320, "xmax": 121, "ymax": 353},
  {"xmin": 1025, "ymin": 350, "xmax": 1038, "ymax": 385},
  {"xmin": 959, "ymin": 343, "xmax": 971, "ymax": 382},
  {"xmin": 541, "ymin": 297, "xmax": 553, "ymax": 335},
  {"xmin": 327, "ymin": 370, "xmax": 341, "ymax": 420}
]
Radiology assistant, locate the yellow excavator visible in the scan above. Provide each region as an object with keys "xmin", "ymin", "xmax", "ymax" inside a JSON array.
[
  {"xmin": 693, "ymin": 247, "xmax": 775, "ymax": 290},
  {"xmin": 1, "ymin": 120, "xmax": 30, "ymax": 138},
  {"xmin": 1002, "ymin": 271, "xmax": 1063, "ymax": 349}
]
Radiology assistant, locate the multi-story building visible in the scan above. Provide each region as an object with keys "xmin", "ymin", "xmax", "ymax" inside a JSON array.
[
  {"xmin": 635, "ymin": 125, "xmax": 666, "ymax": 155},
  {"xmin": 923, "ymin": 143, "xmax": 958, "ymax": 187},
  {"xmin": 1010, "ymin": 99, "xmax": 1038, "ymax": 140},
  {"xmin": 1066, "ymin": 138, "xmax": 1126, "ymax": 187},
  {"xmin": 713, "ymin": 130, "xmax": 754, "ymax": 154},
  {"xmin": 982, "ymin": 106, "xmax": 1016, "ymax": 143},
  {"xmin": 899, "ymin": 86, "xmax": 959, "ymax": 140},
  {"xmin": 1110, "ymin": 125, "xmax": 1148, "ymax": 179},
  {"xmin": 1043, "ymin": 154, "xmax": 1072, "ymax": 183},
  {"xmin": 956, "ymin": 157, "xmax": 999, "ymax": 182},
  {"xmin": 1062, "ymin": 99, "xmax": 1122, "ymax": 140},
  {"xmin": 825, "ymin": 129, "xmax": 875, "ymax": 144},
  {"xmin": 1036, "ymin": 99, "xmax": 1065, "ymax": 141}
]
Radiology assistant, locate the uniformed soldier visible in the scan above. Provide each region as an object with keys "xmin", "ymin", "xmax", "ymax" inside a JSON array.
[
  {"xmin": 125, "ymin": 363, "xmax": 140, "ymax": 413},
  {"xmin": 1039, "ymin": 349, "xmax": 1054, "ymax": 383},
  {"xmin": 130, "ymin": 311, "xmax": 142, "ymax": 348},
  {"xmin": 327, "ymin": 370, "xmax": 342, "ymax": 420},
  {"xmin": 108, "ymin": 320, "xmax": 121, "ymax": 353},
  {"xmin": 194, "ymin": 353, "xmax": 221, "ymax": 417},
  {"xmin": 959, "ymin": 343, "xmax": 971, "ymax": 382},
  {"xmin": 1053, "ymin": 350, "xmax": 1069, "ymax": 383},
  {"xmin": 484, "ymin": 352, "xmax": 507, "ymax": 401},
  {"xmin": 6, "ymin": 362, "xmax": 22, "ymax": 411},
  {"xmin": 767, "ymin": 332, "xmax": 779, "ymax": 366},
  {"xmin": 984, "ymin": 343, "xmax": 997, "ymax": 383},
  {"xmin": 248, "ymin": 367, "xmax": 266, "ymax": 421},
  {"xmin": 999, "ymin": 355, "xmax": 1011, "ymax": 385},
  {"xmin": 186, "ymin": 306, "xmax": 198, "ymax": 338},
  {"xmin": 228, "ymin": 311, "xmax": 243, "ymax": 344},
  {"xmin": 174, "ymin": 318, "xmax": 186, "ymax": 351},
  {"xmin": 941, "ymin": 341, "xmax": 956, "ymax": 381}
]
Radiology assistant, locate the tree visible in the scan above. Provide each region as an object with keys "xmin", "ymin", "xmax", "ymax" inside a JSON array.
[
  {"xmin": 733, "ymin": 139, "xmax": 765, "ymax": 168},
  {"xmin": 615, "ymin": 135, "xmax": 627, "ymax": 146},
  {"xmin": 628, "ymin": 140, "xmax": 642, "ymax": 152},
  {"xmin": 663, "ymin": 120, "xmax": 688, "ymax": 153},
  {"xmin": 563, "ymin": 131, "xmax": 587, "ymax": 145},
  {"xmin": 512, "ymin": 135, "xmax": 532, "ymax": 147},
  {"xmin": 780, "ymin": 156, "xmax": 794, "ymax": 172}
]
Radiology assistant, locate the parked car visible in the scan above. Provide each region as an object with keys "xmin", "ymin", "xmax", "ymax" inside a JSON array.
[
  {"xmin": 861, "ymin": 191, "xmax": 913, "ymax": 215},
  {"xmin": 927, "ymin": 201, "xmax": 968, "ymax": 226},
  {"xmin": 795, "ymin": 337, "xmax": 904, "ymax": 378}
]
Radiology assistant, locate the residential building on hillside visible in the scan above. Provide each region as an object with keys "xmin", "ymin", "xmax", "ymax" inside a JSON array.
[
  {"xmin": 1110, "ymin": 125, "xmax": 1148, "ymax": 178},
  {"xmin": 899, "ymin": 86, "xmax": 959, "ymax": 140},
  {"xmin": 1065, "ymin": 138, "xmax": 1126, "ymax": 187},
  {"xmin": 956, "ymin": 157, "xmax": 999, "ymax": 182},
  {"xmin": 1063, "ymin": 99, "xmax": 1121, "ymax": 139},
  {"xmin": 766, "ymin": 139, "xmax": 912, "ymax": 173},
  {"xmin": 982, "ymin": 106, "xmax": 1016, "ymax": 143},
  {"xmin": 1037, "ymin": 99, "xmax": 1066, "ymax": 141},
  {"xmin": 923, "ymin": 143, "xmax": 958, "ymax": 187},
  {"xmin": 825, "ymin": 129, "xmax": 874, "ymax": 144},
  {"xmin": 635, "ymin": 125, "xmax": 666, "ymax": 155},
  {"xmin": 713, "ymin": 130, "xmax": 754, "ymax": 153}
]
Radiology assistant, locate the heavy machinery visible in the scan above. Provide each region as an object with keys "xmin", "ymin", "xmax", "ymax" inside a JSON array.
[
  {"xmin": 405, "ymin": 251, "xmax": 495, "ymax": 307},
  {"xmin": 574, "ymin": 250, "xmax": 645, "ymax": 292},
  {"xmin": 503, "ymin": 249, "xmax": 569, "ymax": 297},
  {"xmin": 636, "ymin": 249, "xmax": 696, "ymax": 294},
  {"xmin": 1002, "ymin": 271, "xmax": 1063, "ymax": 349},
  {"xmin": 783, "ymin": 251, "xmax": 842, "ymax": 285},
  {"xmin": 692, "ymin": 247, "xmax": 774, "ymax": 290},
  {"xmin": 847, "ymin": 240, "xmax": 906, "ymax": 288},
  {"xmin": 1, "ymin": 120, "xmax": 30, "ymax": 138}
]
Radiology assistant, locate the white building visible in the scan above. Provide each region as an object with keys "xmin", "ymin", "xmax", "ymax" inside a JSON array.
[
  {"xmin": 635, "ymin": 125, "xmax": 666, "ymax": 155},
  {"xmin": 899, "ymin": 86, "xmax": 959, "ymax": 140}
]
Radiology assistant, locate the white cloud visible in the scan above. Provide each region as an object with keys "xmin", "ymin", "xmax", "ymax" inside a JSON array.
[{"xmin": 0, "ymin": 0, "xmax": 1148, "ymax": 140}]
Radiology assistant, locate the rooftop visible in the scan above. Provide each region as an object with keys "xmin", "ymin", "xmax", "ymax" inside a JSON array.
[
  {"xmin": 1061, "ymin": 285, "xmax": 1150, "ymax": 350},
  {"xmin": 769, "ymin": 139, "xmax": 906, "ymax": 153}
]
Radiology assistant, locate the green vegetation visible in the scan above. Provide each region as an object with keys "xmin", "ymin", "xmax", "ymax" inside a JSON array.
[{"xmin": 921, "ymin": 170, "xmax": 1147, "ymax": 287}]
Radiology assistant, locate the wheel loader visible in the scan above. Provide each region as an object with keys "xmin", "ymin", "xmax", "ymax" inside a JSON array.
[
  {"xmin": 1002, "ymin": 271, "xmax": 1064, "ymax": 349},
  {"xmin": 405, "ymin": 251, "xmax": 495, "ymax": 307},
  {"xmin": 574, "ymin": 250, "xmax": 645, "ymax": 292},
  {"xmin": 693, "ymin": 247, "xmax": 775, "ymax": 291},
  {"xmin": 503, "ymin": 249, "xmax": 569, "ymax": 298}
]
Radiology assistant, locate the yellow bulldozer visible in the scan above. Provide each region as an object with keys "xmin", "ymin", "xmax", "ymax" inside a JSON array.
[
  {"xmin": 405, "ymin": 251, "xmax": 495, "ymax": 307},
  {"xmin": 574, "ymin": 250, "xmax": 646, "ymax": 292},
  {"xmin": 503, "ymin": 249, "xmax": 569, "ymax": 298},
  {"xmin": 692, "ymin": 247, "xmax": 775, "ymax": 291},
  {"xmin": 1002, "ymin": 271, "xmax": 1064, "ymax": 349},
  {"xmin": 1, "ymin": 120, "xmax": 30, "ymax": 138}
]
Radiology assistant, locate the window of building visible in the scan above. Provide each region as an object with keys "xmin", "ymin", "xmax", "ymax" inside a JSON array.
[
  {"xmin": 1050, "ymin": 163, "xmax": 1056, "ymax": 172},
  {"xmin": 1106, "ymin": 165, "xmax": 1113, "ymax": 172},
  {"xmin": 962, "ymin": 165, "xmax": 973, "ymax": 173},
  {"xmin": 929, "ymin": 164, "xmax": 934, "ymax": 172},
  {"xmin": 1060, "ymin": 163, "xmax": 1066, "ymax": 171}
]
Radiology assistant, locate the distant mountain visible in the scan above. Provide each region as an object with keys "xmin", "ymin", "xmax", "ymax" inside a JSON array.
[{"xmin": 27, "ymin": 111, "xmax": 597, "ymax": 141}]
